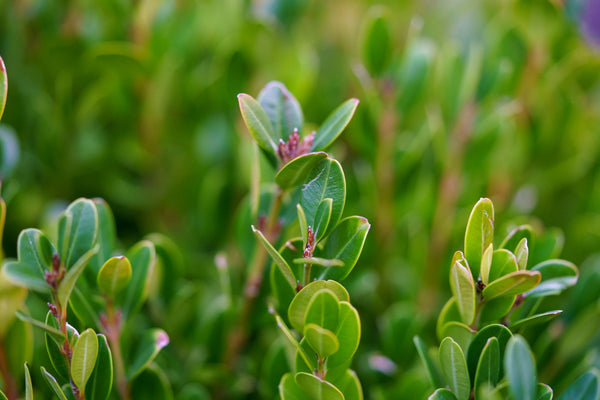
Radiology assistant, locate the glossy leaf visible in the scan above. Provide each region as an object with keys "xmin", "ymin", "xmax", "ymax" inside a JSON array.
[
  {"xmin": 449, "ymin": 252, "xmax": 475, "ymax": 325},
  {"xmin": 238, "ymin": 93, "xmax": 277, "ymax": 153},
  {"xmin": 304, "ymin": 323, "xmax": 339, "ymax": 358},
  {"xmin": 537, "ymin": 383, "xmax": 553, "ymax": 400},
  {"xmin": 116, "ymin": 240, "xmax": 156, "ymax": 317},
  {"xmin": 482, "ymin": 270, "xmax": 541, "ymax": 300},
  {"xmin": 86, "ymin": 334, "xmax": 113, "ymax": 400},
  {"xmin": 429, "ymin": 389, "xmax": 458, "ymax": 400},
  {"xmin": 509, "ymin": 310, "xmax": 562, "ymax": 331},
  {"xmin": 304, "ymin": 289, "xmax": 340, "ymax": 332},
  {"xmin": 528, "ymin": 259, "xmax": 578, "ymax": 297},
  {"xmin": 97, "ymin": 256, "xmax": 132, "ymax": 297},
  {"xmin": 57, "ymin": 245, "xmax": 99, "ymax": 308},
  {"xmin": 557, "ymin": 370, "xmax": 600, "ymax": 400},
  {"xmin": 313, "ymin": 198, "xmax": 333, "ymax": 242},
  {"xmin": 464, "ymin": 198, "xmax": 494, "ymax": 278},
  {"xmin": 474, "ymin": 337, "xmax": 500, "ymax": 396},
  {"xmin": 16, "ymin": 310, "xmax": 66, "ymax": 343},
  {"xmin": 500, "ymin": 225, "xmax": 534, "ymax": 253},
  {"xmin": 327, "ymin": 301, "xmax": 361, "ymax": 368},
  {"xmin": 57, "ymin": 198, "xmax": 99, "ymax": 269},
  {"xmin": 276, "ymin": 152, "xmax": 328, "ymax": 189},
  {"xmin": 439, "ymin": 337, "xmax": 470, "ymax": 400},
  {"xmin": 505, "ymin": 335, "xmax": 536, "ymax": 400},
  {"xmin": 71, "ymin": 328, "xmax": 99, "ymax": 390},
  {"xmin": 257, "ymin": 81, "xmax": 304, "ymax": 140},
  {"xmin": 41, "ymin": 367, "xmax": 68, "ymax": 400},
  {"xmin": 467, "ymin": 324, "xmax": 512, "ymax": 382},
  {"xmin": 488, "ymin": 249, "xmax": 518, "ymax": 283},
  {"xmin": 312, "ymin": 98, "xmax": 359, "ymax": 151},
  {"xmin": 480, "ymin": 244, "xmax": 493, "ymax": 285},
  {"xmin": 4, "ymin": 229, "xmax": 55, "ymax": 292},
  {"xmin": 253, "ymin": 226, "xmax": 296, "ymax": 290},
  {"xmin": 515, "ymin": 238, "xmax": 529, "ymax": 271},
  {"xmin": 279, "ymin": 373, "xmax": 307, "ymax": 400},
  {"xmin": 315, "ymin": 216, "xmax": 370, "ymax": 281},
  {"xmin": 295, "ymin": 372, "xmax": 344, "ymax": 400},
  {"xmin": 288, "ymin": 280, "xmax": 348, "ymax": 333},
  {"xmin": 300, "ymin": 158, "xmax": 345, "ymax": 240},
  {"xmin": 414, "ymin": 335, "xmax": 445, "ymax": 388},
  {"xmin": 0, "ymin": 56, "xmax": 6, "ymax": 120},
  {"xmin": 330, "ymin": 369, "xmax": 362, "ymax": 400},
  {"xmin": 128, "ymin": 328, "xmax": 169, "ymax": 380}
]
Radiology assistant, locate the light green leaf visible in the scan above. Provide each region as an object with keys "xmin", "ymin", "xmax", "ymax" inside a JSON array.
[
  {"xmin": 295, "ymin": 372, "xmax": 344, "ymax": 400},
  {"xmin": 276, "ymin": 152, "xmax": 328, "ymax": 189},
  {"xmin": 536, "ymin": 383, "xmax": 553, "ymax": 400},
  {"xmin": 86, "ymin": 334, "xmax": 113, "ymax": 400},
  {"xmin": 499, "ymin": 225, "xmax": 534, "ymax": 253},
  {"xmin": 481, "ymin": 244, "xmax": 493, "ymax": 285},
  {"xmin": 439, "ymin": 322, "xmax": 475, "ymax": 354},
  {"xmin": 252, "ymin": 226, "xmax": 296, "ymax": 290},
  {"xmin": 298, "ymin": 204, "xmax": 308, "ymax": 246},
  {"xmin": 437, "ymin": 298, "xmax": 462, "ymax": 341},
  {"xmin": 556, "ymin": 370, "xmax": 600, "ymax": 400},
  {"xmin": 315, "ymin": 216, "xmax": 370, "ymax": 281},
  {"xmin": 482, "ymin": 270, "xmax": 541, "ymax": 300},
  {"xmin": 16, "ymin": 310, "xmax": 65, "ymax": 343},
  {"xmin": 467, "ymin": 324, "xmax": 512, "ymax": 382},
  {"xmin": 0, "ymin": 56, "xmax": 6, "ymax": 120},
  {"xmin": 288, "ymin": 280, "xmax": 349, "ymax": 333},
  {"xmin": 429, "ymin": 389, "xmax": 458, "ymax": 400},
  {"xmin": 293, "ymin": 257, "xmax": 344, "ymax": 267},
  {"xmin": 515, "ymin": 238, "xmax": 529, "ymax": 271},
  {"xmin": 464, "ymin": 198, "xmax": 494, "ymax": 279},
  {"xmin": 41, "ymin": 367, "xmax": 68, "ymax": 400},
  {"xmin": 304, "ymin": 323, "xmax": 339, "ymax": 358},
  {"xmin": 273, "ymin": 312, "xmax": 313, "ymax": 370},
  {"xmin": 509, "ymin": 310, "xmax": 562, "ymax": 331},
  {"xmin": 238, "ymin": 93, "xmax": 277, "ymax": 153},
  {"xmin": 116, "ymin": 240, "xmax": 156, "ymax": 317},
  {"xmin": 528, "ymin": 259, "xmax": 578, "ymax": 297},
  {"xmin": 0, "ymin": 271, "xmax": 28, "ymax": 336},
  {"xmin": 474, "ymin": 337, "xmax": 500, "ymax": 396},
  {"xmin": 414, "ymin": 335, "xmax": 445, "ymax": 388},
  {"xmin": 439, "ymin": 337, "xmax": 470, "ymax": 400},
  {"xmin": 0, "ymin": 390, "xmax": 7, "ymax": 400},
  {"xmin": 304, "ymin": 289, "xmax": 340, "ymax": 332},
  {"xmin": 128, "ymin": 329, "xmax": 169, "ymax": 380},
  {"xmin": 327, "ymin": 301, "xmax": 361, "ymax": 368},
  {"xmin": 279, "ymin": 373, "xmax": 308, "ymax": 400},
  {"xmin": 71, "ymin": 328, "xmax": 99, "ymax": 390},
  {"xmin": 257, "ymin": 81, "xmax": 304, "ymax": 141},
  {"xmin": 57, "ymin": 244, "xmax": 99, "ymax": 308},
  {"xmin": 57, "ymin": 198, "xmax": 99, "ymax": 269},
  {"xmin": 312, "ymin": 98, "xmax": 359, "ymax": 151},
  {"xmin": 313, "ymin": 198, "xmax": 333, "ymax": 242},
  {"xmin": 330, "ymin": 369, "xmax": 362, "ymax": 400},
  {"xmin": 505, "ymin": 335, "xmax": 536, "ymax": 400},
  {"xmin": 25, "ymin": 363, "xmax": 33, "ymax": 400},
  {"xmin": 488, "ymin": 249, "xmax": 518, "ymax": 283},
  {"xmin": 97, "ymin": 256, "xmax": 132, "ymax": 297},
  {"xmin": 449, "ymin": 252, "xmax": 475, "ymax": 325}
]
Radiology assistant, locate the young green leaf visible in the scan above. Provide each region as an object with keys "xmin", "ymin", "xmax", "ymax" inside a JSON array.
[
  {"xmin": 298, "ymin": 204, "xmax": 308, "ymax": 246},
  {"xmin": 464, "ymin": 198, "xmax": 494, "ymax": 279},
  {"xmin": 279, "ymin": 373, "xmax": 307, "ymax": 400},
  {"xmin": 481, "ymin": 244, "xmax": 493, "ymax": 285},
  {"xmin": 449, "ymin": 253, "xmax": 475, "ymax": 326},
  {"xmin": 304, "ymin": 323, "xmax": 339, "ymax": 358},
  {"xmin": 556, "ymin": 370, "xmax": 600, "ymax": 400},
  {"xmin": 467, "ymin": 324, "xmax": 512, "ymax": 382},
  {"xmin": 439, "ymin": 337, "xmax": 471, "ymax": 400},
  {"xmin": 275, "ymin": 152, "xmax": 328, "ymax": 189},
  {"xmin": 0, "ymin": 390, "xmax": 7, "ymax": 400},
  {"xmin": 505, "ymin": 335, "xmax": 536, "ymax": 400},
  {"xmin": 313, "ymin": 198, "xmax": 333, "ymax": 242},
  {"xmin": 429, "ymin": 389, "xmax": 458, "ymax": 400},
  {"xmin": 437, "ymin": 298, "xmax": 462, "ymax": 341},
  {"xmin": 509, "ymin": 310, "xmax": 562, "ymax": 331},
  {"xmin": 89, "ymin": 198, "xmax": 116, "ymax": 275},
  {"xmin": 482, "ymin": 270, "xmax": 541, "ymax": 300},
  {"xmin": 24, "ymin": 363, "xmax": 33, "ymax": 400},
  {"xmin": 488, "ymin": 249, "xmax": 518, "ymax": 283},
  {"xmin": 295, "ymin": 372, "xmax": 344, "ymax": 400},
  {"xmin": 499, "ymin": 225, "xmax": 534, "ymax": 253},
  {"xmin": 0, "ymin": 56, "xmax": 6, "ymax": 120},
  {"xmin": 536, "ymin": 383, "xmax": 553, "ymax": 400},
  {"xmin": 304, "ymin": 289, "xmax": 340, "ymax": 332},
  {"xmin": 57, "ymin": 198, "xmax": 99, "ymax": 269},
  {"xmin": 528, "ymin": 259, "xmax": 578, "ymax": 297},
  {"xmin": 128, "ymin": 329, "xmax": 170, "ymax": 380},
  {"xmin": 252, "ymin": 226, "xmax": 296, "ymax": 290},
  {"xmin": 474, "ymin": 337, "xmax": 500, "ymax": 396},
  {"xmin": 293, "ymin": 257, "xmax": 344, "ymax": 267},
  {"xmin": 71, "ymin": 328, "xmax": 99, "ymax": 390},
  {"xmin": 45, "ymin": 311, "xmax": 70, "ymax": 380},
  {"xmin": 288, "ymin": 280, "xmax": 349, "ymax": 333},
  {"xmin": 439, "ymin": 322, "xmax": 475, "ymax": 354},
  {"xmin": 57, "ymin": 244, "xmax": 99, "ymax": 308},
  {"xmin": 361, "ymin": 6, "xmax": 391, "ymax": 77},
  {"xmin": 97, "ymin": 256, "xmax": 132, "ymax": 297},
  {"xmin": 273, "ymin": 312, "xmax": 313, "ymax": 370},
  {"xmin": 0, "ymin": 273, "xmax": 27, "ymax": 336},
  {"xmin": 41, "ymin": 367, "xmax": 68, "ymax": 400},
  {"xmin": 116, "ymin": 240, "xmax": 156, "ymax": 317},
  {"xmin": 315, "ymin": 216, "xmax": 370, "ymax": 281},
  {"xmin": 330, "ymin": 369, "xmax": 362, "ymax": 400},
  {"xmin": 257, "ymin": 81, "xmax": 304, "ymax": 140},
  {"xmin": 515, "ymin": 238, "xmax": 529, "ymax": 270},
  {"xmin": 85, "ymin": 334, "xmax": 113, "ymax": 400},
  {"xmin": 414, "ymin": 335, "xmax": 445, "ymax": 388},
  {"xmin": 16, "ymin": 311, "xmax": 66, "ymax": 343},
  {"xmin": 238, "ymin": 93, "xmax": 277, "ymax": 154},
  {"xmin": 312, "ymin": 98, "xmax": 359, "ymax": 151},
  {"xmin": 327, "ymin": 301, "xmax": 361, "ymax": 369}
]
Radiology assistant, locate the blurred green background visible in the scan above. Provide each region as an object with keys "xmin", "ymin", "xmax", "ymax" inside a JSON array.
[{"xmin": 1, "ymin": 0, "xmax": 600, "ymax": 398}]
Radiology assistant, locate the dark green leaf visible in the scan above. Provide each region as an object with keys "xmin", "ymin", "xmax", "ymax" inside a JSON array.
[
  {"xmin": 557, "ymin": 370, "xmax": 600, "ymax": 400},
  {"xmin": 414, "ymin": 335, "xmax": 445, "ymax": 388},
  {"xmin": 536, "ymin": 383, "xmax": 553, "ymax": 400},
  {"xmin": 57, "ymin": 245, "xmax": 99, "ymax": 307},
  {"xmin": 130, "ymin": 363, "xmax": 173, "ymax": 400},
  {"xmin": 257, "ymin": 81, "xmax": 304, "ymax": 140},
  {"xmin": 361, "ymin": 6, "xmax": 391, "ymax": 76},
  {"xmin": 57, "ymin": 198, "xmax": 99, "ymax": 269},
  {"xmin": 528, "ymin": 259, "xmax": 578, "ymax": 297},
  {"xmin": 500, "ymin": 225, "xmax": 534, "ymax": 253},
  {"xmin": 128, "ymin": 328, "xmax": 169, "ymax": 380},
  {"xmin": 273, "ymin": 313, "xmax": 313, "ymax": 369},
  {"xmin": 429, "ymin": 389, "xmax": 458, "ymax": 400},
  {"xmin": 505, "ymin": 335, "xmax": 536, "ymax": 400},
  {"xmin": 45, "ymin": 311, "xmax": 70, "ymax": 381},
  {"xmin": 41, "ymin": 367, "xmax": 68, "ymax": 400},
  {"xmin": 509, "ymin": 310, "xmax": 562, "ymax": 331},
  {"xmin": 275, "ymin": 152, "xmax": 328, "ymax": 190},
  {"xmin": 474, "ymin": 337, "xmax": 500, "ymax": 396},
  {"xmin": 330, "ymin": 369, "xmax": 362, "ymax": 400},
  {"xmin": 116, "ymin": 240, "xmax": 156, "ymax": 317},
  {"xmin": 437, "ymin": 298, "xmax": 462, "ymax": 341},
  {"xmin": 313, "ymin": 198, "xmax": 333, "ymax": 242},
  {"xmin": 4, "ymin": 229, "xmax": 56, "ymax": 292},
  {"xmin": 464, "ymin": 198, "xmax": 494, "ymax": 279},
  {"xmin": 238, "ymin": 93, "xmax": 277, "ymax": 154},
  {"xmin": 467, "ymin": 324, "xmax": 512, "ymax": 382},
  {"xmin": 439, "ymin": 337, "xmax": 470, "ymax": 400},
  {"xmin": 16, "ymin": 310, "xmax": 65, "ymax": 343},
  {"xmin": 295, "ymin": 372, "xmax": 344, "ymax": 400},
  {"xmin": 327, "ymin": 301, "xmax": 361, "ymax": 369},
  {"xmin": 482, "ymin": 270, "xmax": 541, "ymax": 300},
  {"xmin": 89, "ymin": 198, "xmax": 116, "ymax": 275},
  {"xmin": 449, "ymin": 252, "xmax": 475, "ymax": 325},
  {"xmin": 312, "ymin": 98, "xmax": 359, "ymax": 151},
  {"xmin": 86, "ymin": 334, "xmax": 113, "ymax": 400},
  {"xmin": 478, "ymin": 296, "xmax": 515, "ymax": 323}
]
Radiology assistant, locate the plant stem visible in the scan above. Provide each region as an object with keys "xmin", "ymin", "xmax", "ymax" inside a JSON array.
[
  {"xmin": 224, "ymin": 187, "xmax": 284, "ymax": 368},
  {"xmin": 303, "ymin": 263, "xmax": 311, "ymax": 288},
  {"xmin": 0, "ymin": 338, "xmax": 18, "ymax": 400}
]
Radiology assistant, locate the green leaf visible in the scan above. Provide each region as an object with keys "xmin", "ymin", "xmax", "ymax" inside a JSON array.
[
  {"xmin": 439, "ymin": 322, "xmax": 475, "ymax": 354},
  {"xmin": 298, "ymin": 204, "xmax": 308, "ymax": 246},
  {"xmin": 57, "ymin": 245, "xmax": 99, "ymax": 308},
  {"xmin": 0, "ymin": 56, "xmax": 6, "ymax": 120},
  {"xmin": 304, "ymin": 323, "xmax": 339, "ymax": 358},
  {"xmin": 482, "ymin": 270, "xmax": 541, "ymax": 300},
  {"xmin": 128, "ymin": 328, "xmax": 169, "ymax": 380},
  {"xmin": 304, "ymin": 289, "xmax": 340, "ymax": 332},
  {"xmin": 57, "ymin": 198, "xmax": 99, "ymax": 269},
  {"xmin": 116, "ymin": 240, "xmax": 156, "ymax": 317},
  {"xmin": 449, "ymin": 252, "xmax": 475, "ymax": 325},
  {"xmin": 295, "ymin": 372, "xmax": 344, "ymax": 400},
  {"xmin": 500, "ymin": 225, "xmax": 534, "ymax": 253},
  {"xmin": 130, "ymin": 363, "xmax": 173, "ymax": 400},
  {"xmin": 439, "ymin": 337, "xmax": 470, "ymax": 400},
  {"xmin": 273, "ymin": 313, "xmax": 313, "ymax": 370},
  {"xmin": 467, "ymin": 324, "xmax": 512, "ymax": 382},
  {"xmin": 474, "ymin": 337, "xmax": 500, "ymax": 396},
  {"xmin": 257, "ymin": 81, "xmax": 304, "ymax": 140},
  {"xmin": 300, "ymin": 158, "xmax": 346, "ymax": 240},
  {"xmin": 252, "ymin": 226, "xmax": 296, "ymax": 290},
  {"xmin": 315, "ymin": 216, "xmax": 370, "ymax": 281},
  {"xmin": 69, "ymin": 285, "xmax": 102, "ymax": 330},
  {"xmin": 25, "ymin": 363, "xmax": 33, "ymax": 400},
  {"xmin": 97, "ymin": 256, "xmax": 132, "ymax": 297},
  {"xmin": 0, "ymin": 390, "xmax": 7, "ymax": 400},
  {"xmin": 414, "ymin": 335, "xmax": 445, "ymax": 388},
  {"xmin": 279, "ymin": 373, "xmax": 308, "ymax": 400},
  {"xmin": 557, "ymin": 370, "xmax": 600, "ymax": 400},
  {"xmin": 478, "ymin": 296, "xmax": 515, "ymax": 323},
  {"xmin": 509, "ymin": 310, "xmax": 562, "ymax": 331},
  {"xmin": 86, "ymin": 334, "xmax": 113, "ymax": 400},
  {"xmin": 89, "ymin": 198, "xmax": 116, "ymax": 275},
  {"xmin": 71, "ymin": 328, "xmax": 99, "ymax": 390},
  {"xmin": 481, "ymin": 244, "xmax": 494, "ymax": 285},
  {"xmin": 536, "ymin": 383, "xmax": 553, "ymax": 400},
  {"xmin": 45, "ymin": 311, "xmax": 70, "ymax": 381},
  {"xmin": 361, "ymin": 6, "xmax": 391, "ymax": 77},
  {"xmin": 238, "ymin": 93, "xmax": 277, "ymax": 153},
  {"xmin": 437, "ymin": 298, "xmax": 462, "ymax": 341},
  {"xmin": 327, "ymin": 301, "xmax": 361, "ymax": 369},
  {"xmin": 16, "ymin": 311, "xmax": 66, "ymax": 343},
  {"xmin": 488, "ymin": 249, "xmax": 518, "ymax": 283},
  {"xmin": 288, "ymin": 280, "xmax": 349, "ymax": 333},
  {"xmin": 3, "ymin": 229, "xmax": 56, "ymax": 292},
  {"xmin": 276, "ymin": 152, "xmax": 328, "ymax": 190},
  {"xmin": 0, "ymin": 271, "xmax": 27, "ymax": 336},
  {"xmin": 313, "ymin": 198, "xmax": 333, "ymax": 242},
  {"xmin": 41, "ymin": 367, "xmax": 68, "ymax": 400},
  {"xmin": 429, "ymin": 389, "xmax": 458, "ymax": 400},
  {"xmin": 528, "ymin": 259, "xmax": 578, "ymax": 297},
  {"xmin": 505, "ymin": 335, "xmax": 536, "ymax": 400},
  {"xmin": 464, "ymin": 198, "xmax": 494, "ymax": 279},
  {"xmin": 293, "ymin": 257, "xmax": 344, "ymax": 267},
  {"xmin": 312, "ymin": 98, "xmax": 359, "ymax": 151},
  {"xmin": 332, "ymin": 370, "xmax": 362, "ymax": 400},
  {"xmin": 515, "ymin": 238, "xmax": 529, "ymax": 271}
]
